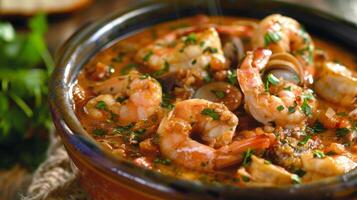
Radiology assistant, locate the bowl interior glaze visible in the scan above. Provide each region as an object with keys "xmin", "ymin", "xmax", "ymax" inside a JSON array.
[{"xmin": 50, "ymin": 1, "xmax": 357, "ymax": 199}]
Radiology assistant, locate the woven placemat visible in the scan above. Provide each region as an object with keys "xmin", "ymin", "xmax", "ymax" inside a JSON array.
[{"xmin": 22, "ymin": 137, "xmax": 88, "ymax": 200}]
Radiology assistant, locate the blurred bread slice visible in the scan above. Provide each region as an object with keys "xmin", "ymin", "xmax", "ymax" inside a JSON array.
[{"xmin": 0, "ymin": 0, "xmax": 92, "ymax": 15}]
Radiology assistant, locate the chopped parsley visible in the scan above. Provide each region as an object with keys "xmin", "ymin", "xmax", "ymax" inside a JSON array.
[
  {"xmin": 241, "ymin": 175, "xmax": 250, "ymax": 182},
  {"xmin": 313, "ymin": 150, "xmax": 325, "ymax": 159},
  {"xmin": 336, "ymin": 127, "xmax": 350, "ymax": 137},
  {"xmin": 298, "ymin": 134, "xmax": 311, "ymax": 146},
  {"xmin": 264, "ymin": 31, "xmax": 281, "ymax": 47},
  {"xmin": 152, "ymin": 61, "xmax": 170, "ymax": 77},
  {"xmin": 114, "ymin": 123, "xmax": 134, "ymax": 135},
  {"xmin": 114, "ymin": 123, "xmax": 146, "ymax": 144},
  {"xmin": 139, "ymin": 74, "xmax": 150, "ymax": 80},
  {"xmin": 203, "ymin": 46, "xmax": 218, "ymax": 53},
  {"xmin": 154, "ymin": 158, "xmax": 171, "ymax": 165},
  {"xmin": 95, "ymin": 101, "xmax": 107, "ymax": 110},
  {"xmin": 143, "ymin": 50, "xmax": 153, "ymax": 62},
  {"xmin": 265, "ymin": 73, "xmax": 280, "ymax": 92},
  {"xmin": 291, "ymin": 174, "xmax": 301, "ymax": 184},
  {"xmin": 161, "ymin": 92, "xmax": 174, "ymax": 110},
  {"xmin": 242, "ymin": 148, "xmax": 253, "ymax": 166},
  {"xmin": 93, "ymin": 128, "xmax": 107, "ymax": 136},
  {"xmin": 301, "ymin": 99, "xmax": 312, "ymax": 117},
  {"xmin": 201, "ymin": 108, "xmax": 220, "ymax": 120},
  {"xmin": 211, "ymin": 90, "xmax": 226, "ymax": 99},
  {"xmin": 199, "ymin": 41, "xmax": 205, "ymax": 47},
  {"xmin": 227, "ymin": 69, "xmax": 237, "ymax": 85},
  {"xmin": 311, "ymin": 121, "xmax": 325, "ymax": 134},
  {"xmin": 184, "ymin": 33, "xmax": 197, "ymax": 45},
  {"xmin": 191, "ymin": 59, "xmax": 197, "ymax": 65},
  {"xmin": 116, "ymin": 96, "xmax": 128, "ymax": 103},
  {"xmin": 120, "ymin": 63, "xmax": 137, "ymax": 75},
  {"xmin": 288, "ymin": 102, "xmax": 297, "ymax": 114},
  {"xmin": 292, "ymin": 168, "xmax": 306, "ymax": 177},
  {"xmin": 203, "ymin": 64, "xmax": 213, "ymax": 83},
  {"xmin": 203, "ymin": 73, "xmax": 213, "ymax": 83},
  {"xmin": 276, "ymin": 105, "xmax": 284, "ymax": 111},
  {"xmin": 264, "ymin": 160, "xmax": 272, "ymax": 165},
  {"xmin": 283, "ymin": 86, "xmax": 292, "ymax": 91}
]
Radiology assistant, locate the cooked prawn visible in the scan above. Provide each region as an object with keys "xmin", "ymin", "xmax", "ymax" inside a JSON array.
[
  {"xmin": 157, "ymin": 99, "xmax": 272, "ymax": 171},
  {"xmin": 237, "ymin": 48, "xmax": 316, "ymax": 127},
  {"xmin": 301, "ymin": 152, "xmax": 356, "ymax": 182},
  {"xmin": 136, "ymin": 27, "xmax": 228, "ymax": 76},
  {"xmin": 252, "ymin": 14, "xmax": 315, "ymax": 83},
  {"xmin": 236, "ymin": 155, "xmax": 297, "ymax": 186},
  {"xmin": 314, "ymin": 62, "xmax": 357, "ymax": 107},
  {"xmin": 85, "ymin": 71, "xmax": 162, "ymax": 124}
]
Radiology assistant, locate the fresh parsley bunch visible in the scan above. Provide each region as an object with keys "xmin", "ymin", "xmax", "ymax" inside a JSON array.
[{"xmin": 0, "ymin": 14, "xmax": 54, "ymax": 170}]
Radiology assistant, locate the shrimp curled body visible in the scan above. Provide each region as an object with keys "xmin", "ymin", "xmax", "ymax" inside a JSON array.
[
  {"xmin": 158, "ymin": 99, "xmax": 271, "ymax": 171},
  {"xmin": 252, "ymin": 14, "xmax": 315, "ymax": 83},
  {"xmin": 85, "ymin": 71, "xmax": 162, "ymax": 124},
  {"xmin": 237, "ymin": 49, "xmax": 316, "ymax": 127}
]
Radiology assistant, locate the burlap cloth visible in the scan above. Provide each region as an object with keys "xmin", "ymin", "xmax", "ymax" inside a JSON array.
[{"xmin": 22, "ymin": 137, "xmax": 88, "ymax": 200}]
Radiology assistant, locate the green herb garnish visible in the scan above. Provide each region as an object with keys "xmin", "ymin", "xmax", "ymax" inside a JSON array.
[
  {"xmin": 227, "ymin": 69, "xmax": 237, "ymax": 85},
  {"xmin": 116, "ymin": 96, "xmax": 128, "ymax": 103},
  {"xmin": 184, "ymin": 33, "xmax": 197, "ymax": 45},
  {"xmin": 283, "ymin": 86, "xmax": 292, "ymax": 91},
  {"xmin": 0, "ymin": 14, "xmax": 53, "ymax": 170},
  {"xmin": 301, "ymin": 99, "xmax": 312, "ymax": 117},
  {"xmin": 264, "ymin": 31, "xmax": 281, "ymax": 47},
  {"xmin": 265, "ymin": 73, "xmax": 280, "ymax": 92},
  {"xmin": 143, "ymin": 50, "xmax": 153, "ymax": 62},
  {"xmin": 298, "ymin": 134, "xmax": 311, "ymax": 146},
  {"xmin": 139, "ymin": 74, "xmax": 150, "ymax": 80},
  {"xmin": 203, "ymin": 46, "xmax": 218, "ymax": 53},
  {"xmin": 95, "ymin": 101, "xmax": 107, "ymax": 110},
  {"xmin": 291, "ymin": 174, "xmax": 301, "ymax": 184},
  {"xmin": 288, "ymin": 102, "xmax": 297, "ymax": 114},
  {"xmin": 242, "ymin": 148, "xmax": 253, "ymax": 166},
  {"xmin": 120, "ymin": 63, "xmax": 137, "ymax": 75},
  {"xmin": 154, "ymin": 158, "xmax": 171, "ymax": 165},
  {"xmin": 152, "ymin": 61, "xmax": 170, "ymax": 77},
  {"xmin": 313, "ymin": 150, "xmax": 325, "ymax": 158},
  {"xmin": 93, "ymin": 128, "xmax": 107, "ymax": 136},
  {"xmin": 161, "ymin": 92, "xmax": 174, "ymax": 110},
  {"xmin": 241, "ymin": 175, "xmax": 250, "ymax": 182},
  {"xmin": 276, "ymin": 105, "xmax": 284, "ymax": 111},
  {"xmin": 312, "ymin": 121, "xmax": 325, "ymax": 134},
  {"xmin": 336, "ymin": 127, "xmax": 350, "ymax": 137},
  {"xmin": 201, "ymin": 108, "xmax": 220, "ymax": 120}
]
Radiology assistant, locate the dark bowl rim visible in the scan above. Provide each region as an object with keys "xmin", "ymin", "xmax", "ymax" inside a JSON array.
[{"xmin": 49, "ymin": 0, "xmax": 357, "ymax": 199}]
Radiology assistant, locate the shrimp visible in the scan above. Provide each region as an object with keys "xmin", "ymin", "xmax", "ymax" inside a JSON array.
[
  {"xmin": 237, "ymin": 49, "xmax": 316, "ymax": 127},
  {"xmin": 301, "ymin": 152, "xmax": 357, "ymax": 182},
  {"xmin": 157, "ymin": 99, "xmax": 272, "ymax": 171},
  {"xmin": 85, "ymin": 71, "xmax": 162, "ymax": 124},
  {"xmin": 314, "ymin": 62, "xmax": 357, "ymax": 107},
  {"xmin": 236, "ymin": 155, "xmax": 298, "ymax": 186},
  {"xmin": 252, "ymin": 14, "xmax": 315, "ymax": 83},
  {"xmin": 136, "ymin": 27, "xmax": 228, "ymax": 77}
]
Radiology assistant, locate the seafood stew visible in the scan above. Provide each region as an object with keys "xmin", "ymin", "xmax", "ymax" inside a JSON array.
[{"xmin": 73, "ymin": 14, "xmax": 357, "ymax": 187}]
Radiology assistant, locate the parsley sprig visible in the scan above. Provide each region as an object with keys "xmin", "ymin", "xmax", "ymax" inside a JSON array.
[{"xmin": 0, "ymin": 14, "xmax": 54, "ymax": 170}]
